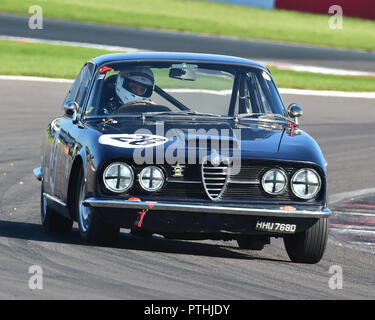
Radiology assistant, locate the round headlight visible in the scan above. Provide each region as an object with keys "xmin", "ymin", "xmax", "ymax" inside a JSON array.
[
  {"xmin": 139, "ymin": 166, "xmax": 165, "ymax": 192},
  {"xmin": 261, "ymin": 169, "xmax": 287, "ymax": 195},
  {"xmin": 291, "ymin": 168, "xmax": 321, "ymax": 199},
  {"xmin": 103, "ymin": 162, "xmax": 134, "ymax": 193}
]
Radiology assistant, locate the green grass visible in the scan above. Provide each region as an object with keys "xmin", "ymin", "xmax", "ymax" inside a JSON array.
[
  {"xmin": 0, "ymin": 40, "xmax": 113, "ymax": 78},
  {"xmin": 1, "ymin": 40, "xmax": 374, "ymax": 92},
  {"xmin": 269, "ymin": 68, "xmax": 375, "ymax": 92},
  {"xmin": 2, "ymin": 0, "xmax": 375, "ymax": 51}
]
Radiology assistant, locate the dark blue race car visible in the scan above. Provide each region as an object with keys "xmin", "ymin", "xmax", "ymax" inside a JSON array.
[{"xmin": 34, "ymin": 52, "xmax": 330, "ymax": 263}]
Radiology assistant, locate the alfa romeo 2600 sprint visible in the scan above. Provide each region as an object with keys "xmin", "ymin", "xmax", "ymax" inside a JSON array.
[{"xmin": 34, "ymin": 52, "xmax": 330, "ymax": 263}]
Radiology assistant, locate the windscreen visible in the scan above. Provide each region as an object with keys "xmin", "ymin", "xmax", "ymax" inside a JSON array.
[{"xmin": 84, "ymin": 63, "xmax": 285, "ymax": 118}]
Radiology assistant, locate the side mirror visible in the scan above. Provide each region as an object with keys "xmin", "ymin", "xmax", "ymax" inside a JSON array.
[
  {"xmin": 64, "ymin": 101, "xmax": 79, "ymax": 123},
  {"xmin": 287, "ymin": 103, "xmax": 303, "ymax": 124}
]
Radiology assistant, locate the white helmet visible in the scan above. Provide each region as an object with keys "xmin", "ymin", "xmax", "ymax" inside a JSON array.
[{"xmin": 115, "ymin": 67, "xmax": 154, "ymax": 105}]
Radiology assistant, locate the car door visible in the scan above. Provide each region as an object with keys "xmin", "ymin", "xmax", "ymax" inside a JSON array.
[
  {"xmin": 52, "ymin": 62, "xmax": 95, "ymax": 200},
  {"xmin": 45, "ymin": 66, "xmax": 84, "ymax": 196}
]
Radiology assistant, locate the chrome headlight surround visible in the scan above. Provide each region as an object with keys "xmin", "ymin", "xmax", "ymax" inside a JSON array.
[
  {"xmin": 139, "ymin": 166, "xmax": 165, "ymax": 192},
  {"xmin": 261, "ymin": 168, "xmax": 288, "ymax": 195},
  {"xmin": 291, "ymin": 168, "xmax": 321, "ymax": 199},
  {"xmin": 103, "ymin": 162, "xmax": 134, "ymax": 193}
]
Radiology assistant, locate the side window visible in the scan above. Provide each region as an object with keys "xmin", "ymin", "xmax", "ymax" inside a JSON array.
[
  {"xmin": 236, "ymin": 74, "xmax": 260, "ymax": 114},
  {"xmin": 75, "ymin": 63, "xmax": 94, "ymax": 109},
  {"xmin": 61, "ymin": 63, "xmax": 94, "ymax": 111},
  {"xmin": 61, "ymin": 68, "xmax": 83, "ymax": 109},
  {"xmin": 251, "ymin": 72, "xmax": 273, "ymax": 114},
  {"xmin": 235, "ymin": 72, "xmax": 273, "ymax": 115}
]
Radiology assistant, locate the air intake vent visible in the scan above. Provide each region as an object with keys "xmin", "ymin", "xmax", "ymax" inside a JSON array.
[{"xmin": 202, "ymin": 156, "xmax": 229, "ymax": 200}]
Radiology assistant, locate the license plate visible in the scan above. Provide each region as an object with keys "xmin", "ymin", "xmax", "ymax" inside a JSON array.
[{"xmin": 255, "ymin": 221, "xmax": 297, "ymax": 234}]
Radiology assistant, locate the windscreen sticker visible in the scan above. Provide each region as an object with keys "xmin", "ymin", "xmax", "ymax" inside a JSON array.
[{"xmin": 99, "ymin": 134, "xmax": 168, "ymax": 148}]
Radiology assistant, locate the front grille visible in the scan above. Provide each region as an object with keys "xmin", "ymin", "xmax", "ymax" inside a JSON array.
[
  {"xmin": 202, "ymin": 160, "xmax": 229, "ymax": 200},
  {"xmin": 222, "ymin": 183, "xmax": 295, "ymax": 201},
  {"xmin": 109, "ymin": 160, "xmax": 323, "ymax": 204}
]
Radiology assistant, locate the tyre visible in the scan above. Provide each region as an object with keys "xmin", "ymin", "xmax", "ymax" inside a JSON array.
[
  {"xmin": 283, "ymin": 217, "xmax": 328, "ymax": 264},
  {"xmin": 41, "ymin": 188, "xmax": 73, "ymax": 233},
  {"xmin": 74, "ymin": 168, "xmax": 120, "ymax": 244}
]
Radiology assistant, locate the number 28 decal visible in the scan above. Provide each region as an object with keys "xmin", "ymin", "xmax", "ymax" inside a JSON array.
[{"xmin": 99, "ymin": 134, "xmax": 168, "ymax": 149}]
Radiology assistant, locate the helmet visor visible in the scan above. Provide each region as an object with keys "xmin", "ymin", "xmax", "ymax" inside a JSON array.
[{"xmin": 123, "ymin": 78, "xmax": 153, "ymax": 98}]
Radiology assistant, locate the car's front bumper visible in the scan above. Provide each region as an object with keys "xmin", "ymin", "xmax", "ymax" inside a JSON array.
[
  {"xmin": 83, "ymin": 198, "xmax": 331, "ymax": 218},
  {"xmin": 81, "ymin": 198, "xmax": 330, "ymax": 237}
]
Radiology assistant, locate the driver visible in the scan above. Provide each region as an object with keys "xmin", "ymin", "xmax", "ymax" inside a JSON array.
[
  {"xmin": 100, "ymin": 66, "xmax": 156, "ymax": 115},
  {"xmin": 115, "ymin": 66, "xmax": 155, "ymax": 106}
]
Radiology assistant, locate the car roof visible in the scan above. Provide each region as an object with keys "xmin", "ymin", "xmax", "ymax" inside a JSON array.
[{"xmin": 89, "ymin": 52, "xmax": 268, "ymax": 71}]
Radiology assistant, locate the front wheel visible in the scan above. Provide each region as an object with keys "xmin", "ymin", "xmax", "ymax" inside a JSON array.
[
  {"xmin": 283, "ymin": 217, "xmax": 329, "ymax": 264},
  {"xmin": 74, "ymin": 168, "xmax": 120, "ymax": 244}
]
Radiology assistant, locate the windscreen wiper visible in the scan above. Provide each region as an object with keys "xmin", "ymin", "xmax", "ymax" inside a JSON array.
[
  {"xmin": 144, "ymin": 110, "xmax": 224, "ymax": 117},
  {"xmin": 170, "ymin": 110, "xmax": 222, "ymax": 117},
  {"xmin": 234, "ymin": 113, "xmax": 294, "ymax": 124}
]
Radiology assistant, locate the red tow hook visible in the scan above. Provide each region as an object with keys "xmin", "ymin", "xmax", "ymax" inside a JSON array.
[
  {"xmin": 133, "ymin": 209, "xmax": 148, "ymax": 228},
  {"xmin": 132, "ymin": 202, "xmax": 156, "ymax": 228}
]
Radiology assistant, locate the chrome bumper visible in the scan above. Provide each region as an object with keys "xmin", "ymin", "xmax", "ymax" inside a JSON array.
[{"xmin": 83, "ymin": 198, "xmax": 331, "ymax": 218}]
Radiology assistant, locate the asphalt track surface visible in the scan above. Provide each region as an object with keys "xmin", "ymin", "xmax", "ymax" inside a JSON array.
[
  {"xmin": 330, "ymin": 194, "xmax": 375, "ymax": 253},
  {"xmin": 1, "ymin": 13, "xmax": 375, "ymax": 72},
  {"xmin": 0, "ymin": 80, "xmax": 374, "ymax": 299}
]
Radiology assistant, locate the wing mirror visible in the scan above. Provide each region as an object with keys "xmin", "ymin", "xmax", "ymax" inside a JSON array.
[
  {"xmin": 287, "ymin": 103, "xmax": 303, "ymax": 124},
  {"xmin": 64, "ymin": 101, "xmax": 79, "ymax": 123}
]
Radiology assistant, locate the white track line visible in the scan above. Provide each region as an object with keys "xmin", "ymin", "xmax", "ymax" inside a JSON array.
[
  {"xmin": 0, "ymin": 75, "xmax": 73, "ymax": 83},
  {"xmin": 2, "ymin": 35, "xmax": 374, "ymax": 77},
  {"xmin": 165, "ymin": 89, "xmax": 232, "ymax": 95},
  {"xmin": 0, "ymin": 35, "xmax": 143, "ymax": 52},
  {"xmin": 332, "ymin": 211, "xmax": 375, "ymax": 217},
  {"xmin": 278, "ymin": 88, "xmax": 375, "ymax": 99},
  {"xmin": 259, "ymin": 59, "xmax": 375, "ymax": 77},
  {"xmin": 1, "ymin": 75, "xmax": 374, "ymax": 99},
  {"xmin": 329, "ymin": 187, "xmax": 375, "ymax": 204},
  {"xmin": 329, "ymin": 227, "xmax": 375, "ymax": 234},
  {"xmin": 1, "ymin": 34, "xmax": 375, "ymax": 98}
]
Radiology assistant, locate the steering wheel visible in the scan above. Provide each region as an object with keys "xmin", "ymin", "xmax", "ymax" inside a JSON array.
[{"xmin": 114, "ymin": 100, "xmax": 156, "ymax": 114}]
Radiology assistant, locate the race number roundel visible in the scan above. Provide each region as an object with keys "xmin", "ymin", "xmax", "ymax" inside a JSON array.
[{"xmin": 98, "ymin": 134, "xmax": 168, "ymax": 148}]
